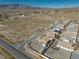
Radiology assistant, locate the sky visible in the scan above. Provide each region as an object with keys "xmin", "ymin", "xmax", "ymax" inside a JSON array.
[{"xmin": 0, "ymin": 0, "xmax": 79, "ymax": 8}]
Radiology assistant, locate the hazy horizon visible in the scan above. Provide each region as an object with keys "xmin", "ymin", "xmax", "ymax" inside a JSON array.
[{"xmin": 0, "ymin": 0, "xmax": 79, "ymax": 8}]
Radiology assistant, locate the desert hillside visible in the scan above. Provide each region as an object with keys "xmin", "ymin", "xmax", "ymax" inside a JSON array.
[{"xmin": 0, "ymin": 4, "xmax": 79, "ymax": 44}]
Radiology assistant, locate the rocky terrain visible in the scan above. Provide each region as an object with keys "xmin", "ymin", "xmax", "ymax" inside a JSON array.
[{"xmin": 0, "ymin": 4, "xmax": 79, "ymax": 44}]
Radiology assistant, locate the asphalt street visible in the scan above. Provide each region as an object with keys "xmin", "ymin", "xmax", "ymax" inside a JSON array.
[{"xmin": 0, "ymin": 39, "xmax": 32, "ymax": 59}]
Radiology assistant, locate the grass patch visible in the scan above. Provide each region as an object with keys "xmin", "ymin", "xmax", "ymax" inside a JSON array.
[
  {"xmin": 0, "ymin": 47, "xmax": 15, "ymax": 59},
  {"xmin": 0, "ymin": 34, "xmax": 15, "ymax": 44}
]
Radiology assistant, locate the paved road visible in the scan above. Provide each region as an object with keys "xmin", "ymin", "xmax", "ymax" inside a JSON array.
[
  {"xmin": 19, "ymin": 28, "xmax": 52, "ymax": 51},
  {"xmin": 0, "ymin": 39, "xmax": 32, "ymax": 59}
]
